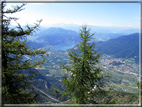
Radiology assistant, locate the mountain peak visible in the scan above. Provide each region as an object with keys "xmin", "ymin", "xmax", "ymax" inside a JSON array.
[
  {"xmin": 32, "ymin": 27, "xmax": 80, "ymax": 45},
  {"xmin": 40, "ymin": 27, "xmax": 78, "ymax": 35}
]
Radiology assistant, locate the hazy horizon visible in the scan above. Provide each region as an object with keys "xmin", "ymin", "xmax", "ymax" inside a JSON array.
[{"xmin": 6, "ymin": 2, "xmax": 140, "ymax": 30}]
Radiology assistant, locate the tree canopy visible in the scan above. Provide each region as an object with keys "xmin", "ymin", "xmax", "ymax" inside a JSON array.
[
  {"xmin": 2, "ymin": 2, "xmax": 49, "ymax": 104},
  {"xmin": 54, "ymin": 25, "xmax": 114, "ymax": 104}
]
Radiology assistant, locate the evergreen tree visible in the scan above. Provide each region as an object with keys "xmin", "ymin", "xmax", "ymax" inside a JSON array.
[
  {"xmin": 58, "ymin": 25, "xmax": 113, "ymax": 104},
  {"xmin": 137, "ymin": 79, "xmax": 141, "ymax": 103},
  {"xmin": 2, "ymin": 2, "xmax": 49, "ymax": 104}
]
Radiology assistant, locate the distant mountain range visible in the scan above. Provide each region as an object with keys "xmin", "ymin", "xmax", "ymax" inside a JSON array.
[
  {"xmin": 27, "ymin": 27, "xmax": 139, "ymax": 63},
  {"xmin": 28, "ymin": 27, "xmax": 128, "ymax": 46},
  {"xmin": 34, "ymin": 23, "xmax": 139, "ymax": 34},
  {"xmin": 28, "ymin": 27, "xmax": 80, "ymax": 45}
]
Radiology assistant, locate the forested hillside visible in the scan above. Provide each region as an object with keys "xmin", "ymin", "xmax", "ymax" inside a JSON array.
[
  {"xmin": 72, "ymin": 33, "xmax": 139, "ymax": 64},
  {"xmin": 97, "ymin": 33, "xmax": 139, "ymax": 63}
]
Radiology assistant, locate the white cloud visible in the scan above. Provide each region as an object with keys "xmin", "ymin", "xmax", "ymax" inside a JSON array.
[
  {"xmin": 135, "ymin": 17, "xmax": 141, "ymax": 20},
  {"xmin": 6, "ymin": 11, "xmax": 83, "ymax": 26},
  {"xmin": 128, "ymin": 25, "xmax": 133, "ymax": 27},
  {"xmin": 88, "ymin": 23, "xmax": 132, "ymax": 28}
]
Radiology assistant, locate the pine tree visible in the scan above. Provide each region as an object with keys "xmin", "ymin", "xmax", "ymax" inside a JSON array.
[
  {"xmin": 137, "ymin": 78, "xmax": 141, "ymax": 103},
  {"xmin": 59, "ymin": 25, "xmax": 113, "ymax": 104},
  {"xmin": 2, "ymin": 2, "xmax": 49, "ymax": 104}
]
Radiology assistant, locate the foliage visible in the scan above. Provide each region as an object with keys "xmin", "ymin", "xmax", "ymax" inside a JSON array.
[
  {"xmin": 137, "ymin": 78, "xmax": 142, "ymax": 103},
  {"xmin": 53, "ymin": 25, "xmax": 114, "ymax": 104},
  {"xmin": 107, "ymin": 91, "xmax": 138, "ymax": 104},
  {"xmin": 59, "ymin": 91, "xmax": 138, "ymax": 104},
  {"xmin": 2, "ymin": 2, "xmax": 49, "ymax": 104}
]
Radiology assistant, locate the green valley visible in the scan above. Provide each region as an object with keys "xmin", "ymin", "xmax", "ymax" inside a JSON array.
[
  {"xmin": 30, "ymin": 49, "xmax": 139, "ymax": 93},
  {"xmin": 28, "ymin": 48, "xmax": 139, "ymax": 104}
]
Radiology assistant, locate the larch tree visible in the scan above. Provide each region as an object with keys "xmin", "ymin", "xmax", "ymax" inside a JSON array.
[
  {"xmin": 57, "ymin": 25, "xmax": 114, "ymax": 104},
  {"xmin": 2, "ymin": 2, "xmax": 49, "ymax": 104}
]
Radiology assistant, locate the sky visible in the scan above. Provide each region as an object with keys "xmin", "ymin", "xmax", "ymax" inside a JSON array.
[{"xmin": 5, "ymin": 1, "xmax": 140, "ymax": 29}]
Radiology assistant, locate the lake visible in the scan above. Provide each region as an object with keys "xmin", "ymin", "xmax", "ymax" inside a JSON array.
[{"xmin": 51, "ymin": 43, "xmax": 76, "ymax": 51}]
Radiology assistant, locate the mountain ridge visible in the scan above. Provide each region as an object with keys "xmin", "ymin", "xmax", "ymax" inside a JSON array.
[
  {"xmin": 27, "ymin": 27, "xmax": 139, "ymax": 44},
  {"xmin": 72, "ymin": 33, "xmax": 139, "ymax": 63},
  {"xmin": 32, "ymin": 27, "xmax": 80, "ymax": 45},
  {"xmin": 97, "ymin": 33, "xmax": 139, "ymax": 63}
]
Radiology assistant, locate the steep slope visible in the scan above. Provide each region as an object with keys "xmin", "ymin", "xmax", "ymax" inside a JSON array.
[
  {"xmin": 97, "ymin": 33, "xmax": 139, "ymax": 63},
  {"xmin": 21, "ymin": 68, "xmax": 63, "ymax": 103},
  {"xmin": 72, "ymin": 33, "xmax": 139, "ymax": 63}
]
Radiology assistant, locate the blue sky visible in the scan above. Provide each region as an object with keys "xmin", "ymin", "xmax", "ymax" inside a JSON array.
[{"xmin": 5, "ymin": 2, "xmax": 140, "ymax": 29}]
